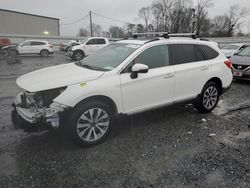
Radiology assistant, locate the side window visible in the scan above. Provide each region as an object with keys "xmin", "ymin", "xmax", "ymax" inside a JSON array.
[
  {"xmin": 86, "ymin": 39, "xmax": 96, "ymax": 45},
  {"xmin": 22, "ymin": 41, "xmax": 31, "ymax": 46},
  {"xmin": 96, "ymin": 39, "xmax": 106, "ymax": 44},
  {"xmin": 86, "ymin": 39, "xmax": 105, "ymax": 45},
  {"xmin": 30, "ymin": 41, "xmax": 45, "ymax": 46},
  {"xmin": 195, "ymin": 45, "xmax": 206, "ymax": 61},
  {"xmin": 198, "ymin": 45, "xmax": 219, "ymax": 60},
  {"xmin": 172, "ymin": 44, "xmax": 196, "ymax": 65},
  {"xmin": 133, "ymin": 45, "xmax": 170, "ymax": 69}
]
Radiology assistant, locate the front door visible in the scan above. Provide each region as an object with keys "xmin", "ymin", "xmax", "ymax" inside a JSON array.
[
  {"xmin": 18, "ymin": 41, "xmax": 32, "ymax": 54},
  {"xmin": 120, "ymin": 44, "xmax": 175, "ymax": 114}
]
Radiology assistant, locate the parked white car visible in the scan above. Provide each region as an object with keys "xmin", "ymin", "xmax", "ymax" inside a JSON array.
[
  {"xmin": 12, "ymin": 36, "xmax": 233, "ymax": 146},
  {"xmin": 2, "ymin": 40, "xmax": 54, "ymax": 57},
  {"xmin": 65, "ymin": 37, "xmax": 109, "ymax": 61},
  {"xmin": 220, "ymin": 43, "xmax": 246, "ymax": 58}
]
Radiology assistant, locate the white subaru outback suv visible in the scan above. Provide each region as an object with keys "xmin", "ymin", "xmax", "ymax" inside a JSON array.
[{"xmin": 12, "ymin": 34, "xmax": 233, "ymax": 146}]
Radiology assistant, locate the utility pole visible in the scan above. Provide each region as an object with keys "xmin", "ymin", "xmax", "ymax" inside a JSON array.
[
  {"xmin": 89, "ymin": 11, "xmax": 93, "ymax": 37},
  {"xmin": 191, "ymin": 8, "xmax": 196, "ymax": 34}
]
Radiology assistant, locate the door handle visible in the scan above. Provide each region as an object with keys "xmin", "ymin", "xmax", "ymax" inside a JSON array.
[
  {"xmin": 164, "ymin": 73, "xmax": 174, "ymax": 79},
  {"xmin": 201, "ymin": 66, "xmax": 209, "ymax": 71}
]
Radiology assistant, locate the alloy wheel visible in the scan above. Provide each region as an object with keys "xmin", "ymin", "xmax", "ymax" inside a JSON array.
[
  {"xmin": 75, "ymin": 52, "xmax": 83, "ymax": 60},
  {"xmin": 76, "ymin": 108, "xmax": 110, "ymax": 142},
  {"xmin": 203, "ymin": 86, "xmax": 218, "ymax": 110}
]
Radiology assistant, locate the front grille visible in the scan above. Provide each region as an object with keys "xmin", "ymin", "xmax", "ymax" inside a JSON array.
[{"xmin": 232, "ymin": 64, "xmax": 250, "ymax": 71}]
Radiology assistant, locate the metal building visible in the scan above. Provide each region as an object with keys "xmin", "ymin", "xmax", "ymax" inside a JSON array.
[{"xmin": 0, "ymin": 9, "xmax": 60, "ymax": 36}]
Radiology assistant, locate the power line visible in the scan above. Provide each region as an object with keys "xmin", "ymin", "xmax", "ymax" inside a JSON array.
[
  {"xmin": 61, "ymin": 14, "xmax": 89, "ymax": 26},
  {"xmin": 91, "ymin": 11, "xmax": 132, "ymax": 25}
]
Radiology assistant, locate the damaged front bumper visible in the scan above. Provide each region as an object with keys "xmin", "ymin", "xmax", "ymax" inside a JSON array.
[{"xmin": 12, "ymin": 92, "xmax": 69, "ymax": 131}]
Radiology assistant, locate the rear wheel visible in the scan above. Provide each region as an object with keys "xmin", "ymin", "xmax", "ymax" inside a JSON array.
[
  {"xmin": 68, "ymin": 101, "xmax": 114, "ymax": 146},
  {"xmin": 194, "ymin": 82, "xmax": 220, "ymax": 113},
  {"xmin": 40, "ymin": 50, "xmax": 49, "ymax": 57}
]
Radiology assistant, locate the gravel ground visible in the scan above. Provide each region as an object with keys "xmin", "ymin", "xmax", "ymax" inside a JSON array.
[{"xmin": 0, "ymin": 53, "xmax": 249, "ymax": 188}]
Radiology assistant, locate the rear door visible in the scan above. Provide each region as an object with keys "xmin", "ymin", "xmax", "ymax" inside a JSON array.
[
  {"xmin": 30, "ymin": 41, "xmax": 46, "ymax": 53},
  {"xmin": 171, "ymin": 44, "xmax": 211, "ymax": 102}
]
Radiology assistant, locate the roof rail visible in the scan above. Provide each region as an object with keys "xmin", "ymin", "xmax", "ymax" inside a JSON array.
[
  {"xmin": 132, "ymin": 32, "xmax": 198, "ymax": 39},
  {"xmin": 168, "ymin": 33, "xmax": 197, "ymax": 39},
  {"xmin": 199, "ymin": 38, "xmax": 209, "ymax": 41},
  {"xmin": 133, "ymin": 32, "xmax": 169, "ymax": 39}
]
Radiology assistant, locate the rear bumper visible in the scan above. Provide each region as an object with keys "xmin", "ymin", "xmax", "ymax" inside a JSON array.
[{"xmin": 222, "ymin": 83, "xmax": 232, "ymax": 94}]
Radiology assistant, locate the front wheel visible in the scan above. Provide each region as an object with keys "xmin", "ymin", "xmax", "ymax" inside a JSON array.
[
  {"xmin": 194, "ymin": 82, "xmax": 220, "ymax": 113},
  {"xmin": 72, "ymin": 50, "xmax": 84, "ymax": 61},
  {"xmin": 68, "ymin": 101, "xmax": 114, "ymax": 146}
]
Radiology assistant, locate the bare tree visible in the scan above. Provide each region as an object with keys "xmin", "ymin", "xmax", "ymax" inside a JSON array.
[
  {"xmin": 138, "ymin": 6, "xmax": 151, "ymax": 32},
  {"xmin": 109, "ymin": 26, "xmax": 125, "ymax": 38},
  {"xmin": 78, "ymin": 28, "xmax": 88, "ymax": 37},
  {"xmin": 151, "ymin": 0, "xmax": 173, "ymax": 32},
  {"xmin": 225, "ymin": 5, "xmax": 249, "ymax": 37},
  {"xmin": 211, "ymin": 5, "xmax": 249, "ymax": 37},
  {"xmin": 170, "ymin": 0, "xmax": 193, "ymax": 33},
  {"xmin": 196, "ymin": 0, "xmax": 213, "ymax": 37},
  {"xmin": 212, "ymin": 15, "xmax": 228, "ymax": 37},
  {"xmin": 88, "ymin": 23, "xmax": 102, "ymax": 37}
]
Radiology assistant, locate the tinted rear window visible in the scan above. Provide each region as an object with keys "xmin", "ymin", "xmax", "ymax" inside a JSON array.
[
  {"xmin": 86, "ymin": 39, "xmax": 106, "ymax": 45},
  {"xmin": 172, "ymin": 44, "xmax": 196, "ymax": 65},
  {"xmin": 195, "ymin": 45, "xmax": 206, "ymax": 61},
  {"xmin": 198, "ymin": 45, "xmax": 219, "ymax": 60},
  {"xmin": 31, "ymin": 41, "xmax": 45, "ymax": 46},
  {"xmin": 96, "ymin": 39, "xmax": 106, "ymax": 44}
]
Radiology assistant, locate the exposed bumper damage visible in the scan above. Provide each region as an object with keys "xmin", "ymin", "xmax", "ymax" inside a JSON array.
[{"xmin": 12, "ymin": 92, "xmax": 68, "ymax": 132}]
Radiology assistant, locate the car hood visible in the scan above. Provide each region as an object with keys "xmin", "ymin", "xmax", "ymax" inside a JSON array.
[
  {"xmin": 16, "ymin": 63, "xmax": 104, "ymax": 92},
  {"xmin": 72, "ymin": 44, "xmax": 86, "ymax": 50},
  {"xmin": 230, "ymin": 55, "xmax": 250, "ymax": 65},
  {"xmin": 221, "ymin": 49, "xmax": 236, "ymax": 56}
]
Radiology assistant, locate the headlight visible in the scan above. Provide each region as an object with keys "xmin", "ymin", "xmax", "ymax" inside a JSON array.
[
  {"xmin": 33, "ymin": 87, "xmax": 67, "ymax": 108},
  {"xmin": 33, "ymin": 94, "xmax": 43, "ymax": 108},
  {"xmin": 49, "ymin": 102, "xmax": 68, "ymax": 112}
]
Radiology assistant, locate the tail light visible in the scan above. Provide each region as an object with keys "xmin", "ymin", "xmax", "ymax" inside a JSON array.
[
  {"xmin": 224, "ymin": 59, "xmax": 232, "ymax": 69},
  {"xmin": 48, "ymin": 42, "xmax": 53, "ymax": 48}
]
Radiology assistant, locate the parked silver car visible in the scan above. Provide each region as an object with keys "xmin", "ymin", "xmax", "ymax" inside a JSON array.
[{"xmin": 231, "ymin": 46, "xmax": 250, "ymax": 80}]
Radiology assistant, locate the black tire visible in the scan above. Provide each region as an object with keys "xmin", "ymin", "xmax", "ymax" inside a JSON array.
[
  {"xmin": 73, "ymin": 50, "xmax": 84, "ymax": 61},
  {"xmin": 40, "ymin": 50, "xmax": 49, "ymax": 57},
  {"xmin": 8, "ymin": 49, "xmax": 18, "ymax": 57},
  {"xmin": 68, "ymin": 101, "xmax": 114, "ymax": 146},
  {"xmin": 2, "ymin": 49, "xmax": 7, "ymax": 57},
  {"xmin": 194, "ymin": 82, "xmax": 220, "ymax": 113}
]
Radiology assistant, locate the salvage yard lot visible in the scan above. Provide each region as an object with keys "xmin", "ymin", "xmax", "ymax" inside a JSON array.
[{"xmin": 0, "ymin": 53, "xmax": 249, "ymax": 188}]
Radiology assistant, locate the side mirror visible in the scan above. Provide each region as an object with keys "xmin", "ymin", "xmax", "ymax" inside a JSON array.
[
  {"xmin": 234, "ymin": 52, "xmax": 239, "ymax": 56},
  {"xmin": 130, "ymin": 64, "xmax": 149, "ymax": 79}
]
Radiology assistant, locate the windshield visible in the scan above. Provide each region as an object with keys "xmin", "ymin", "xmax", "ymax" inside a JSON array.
[
  {"xmin": 238, "ymin": 46, "xmax": 250, "ymax": 56},
  {"xmin": 77, "ymin": 43, "xmax": 140, "ymax": 71},
  {"xmin": 222, "ymin": 45, "xmax": 240, "ymax": 50}
]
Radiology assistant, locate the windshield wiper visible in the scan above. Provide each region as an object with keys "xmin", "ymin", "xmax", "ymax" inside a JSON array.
[{"xmin": 75, "ymin": 61, "xmax": 108, "ymax": 71}]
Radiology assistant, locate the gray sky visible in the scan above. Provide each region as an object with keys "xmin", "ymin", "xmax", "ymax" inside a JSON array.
[{"xmin": 1, "ymin": 0, "xmax": 250, "ymax": 36}]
